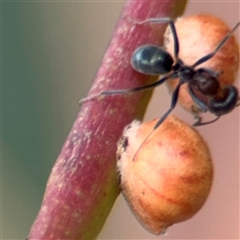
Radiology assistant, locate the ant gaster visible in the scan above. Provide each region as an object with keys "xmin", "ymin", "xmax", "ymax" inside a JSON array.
[{"xmin": 81, "ymin": 18, "xmax": 240, "ymax": 130}]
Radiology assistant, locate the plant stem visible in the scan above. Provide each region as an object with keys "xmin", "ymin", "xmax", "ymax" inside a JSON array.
[{"xmin": 28, "ymin": 1, "xmax": 187, "ymax": 239}]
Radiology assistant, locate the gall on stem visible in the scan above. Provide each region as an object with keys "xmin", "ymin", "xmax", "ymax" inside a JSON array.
[
  {"xmin": 117, "ymin": 115, "xmax": 213, "ymax": 235},
  {"xmin": 28, "ymin": 1, "xmax": 187, "ymax": 240},
  {"xmin": 164, "ymin": 14, "xmax": 239, "ymax": 114}
]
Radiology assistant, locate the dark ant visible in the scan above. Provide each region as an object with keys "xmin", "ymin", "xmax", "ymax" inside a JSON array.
[{"xmin": 81, "ymin": 18, "xmax": 240, "ymax": 130}]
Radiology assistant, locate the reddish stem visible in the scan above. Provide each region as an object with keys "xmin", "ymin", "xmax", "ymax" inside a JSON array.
[{"xmin": 28, "ymin": 1, "xmax": 187, "ymax": 239}]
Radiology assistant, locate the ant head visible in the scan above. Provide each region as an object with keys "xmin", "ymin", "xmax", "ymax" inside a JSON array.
[{"xmin": 208, "ymin": 85, "xmax": 239, "ymax": 115}]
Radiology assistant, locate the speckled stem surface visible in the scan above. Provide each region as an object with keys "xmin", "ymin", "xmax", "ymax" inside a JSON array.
[{"xmin": 28, "ymin": 1, "xmax": 187, "ymax": 239}]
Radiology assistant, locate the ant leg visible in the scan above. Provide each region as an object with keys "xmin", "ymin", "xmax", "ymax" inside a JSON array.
[
  {"xmin": 80, "ymin": 73, "xmax": 174, "ymax": 104},
  {"xmin": 188, "ymin": 84, "xmax": 208, "ymax": 112},
  {"xmin": 187, "ymin": 84, "xmax": 223, "ymax": 127},
  {"xmin": 138, "ymin": 18, "xmax": 179, "ymax": 58},
  {"xmin": 236, "ymin": 97, "xmax": 240, "ymax": 106},
  {"xmin": 193, "ymin": 115, "xmax": 202, "ymax": 126},
  {"xmin": 195, "ymin": 97, "xmax": 240, "ymax": 126},
  {"xmin": 131, "ymin": 80, "xmax": 183, "ymax": 161},
  {"xmin": 192, "ymin": 22, "xmax": 240, "ymax": 68},
  {"xmin": 193, "ymin": 115, "xmax": 220, "ymax": 127},
  {"xmin": 153, "ymin": 79, "xmax": 183, "ymax": 129}
]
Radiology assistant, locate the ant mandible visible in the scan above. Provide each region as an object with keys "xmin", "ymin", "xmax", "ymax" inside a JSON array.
[{"xmin": 81, "ymin": 17, "xmax": 240, "ymax": 130}]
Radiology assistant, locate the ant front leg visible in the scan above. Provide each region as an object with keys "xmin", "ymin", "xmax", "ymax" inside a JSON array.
[
  {"xmin": 195, "ymin": 94, "xmax": 240, "ymax": 127},
  {"xmin": 193, "ymin": 115, "xmax": 220, "ymax": 127},
  {"xmin": 187, "ymin": 84, "xmax": 222, "ymax": 126},
  {"xmin": 236, "ymin": 97, "xmax": 240, "ymax": 107},
  {"xmin": 187, "ymin": 84, "xmax": 208, "ymax": 113}
]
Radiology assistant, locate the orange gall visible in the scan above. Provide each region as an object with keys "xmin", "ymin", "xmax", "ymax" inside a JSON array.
[
  {"xmin": 164, "ymin": 14, "xmax": 239, "ymax": 113},
  {"xmin": 117, "ymin": 115, "xmax": 213, "ymax": 235}
]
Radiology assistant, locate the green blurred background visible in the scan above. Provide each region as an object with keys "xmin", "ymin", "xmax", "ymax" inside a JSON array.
[{"xmin": 2, "ymin": 1, "xmax": 239, "ymax": 239}]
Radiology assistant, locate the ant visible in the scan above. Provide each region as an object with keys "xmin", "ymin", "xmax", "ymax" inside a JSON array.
[{"xmin": 81, "ymin": 17, "xmax": 240, "ymax": 132}]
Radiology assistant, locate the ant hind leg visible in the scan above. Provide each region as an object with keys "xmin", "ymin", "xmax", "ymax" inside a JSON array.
[
  {"xmin": 79, "ymin": 74, "xmax": 172, "ymax": 105},
  {"xmin": 138, "ymin": 17, "xmax": 179, "ymax": 58}
]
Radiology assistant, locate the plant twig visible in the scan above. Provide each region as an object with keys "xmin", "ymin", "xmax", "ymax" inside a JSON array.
[{"xmin": 28, "ymin": 1, "xmax": 187, "ymax": 239}]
